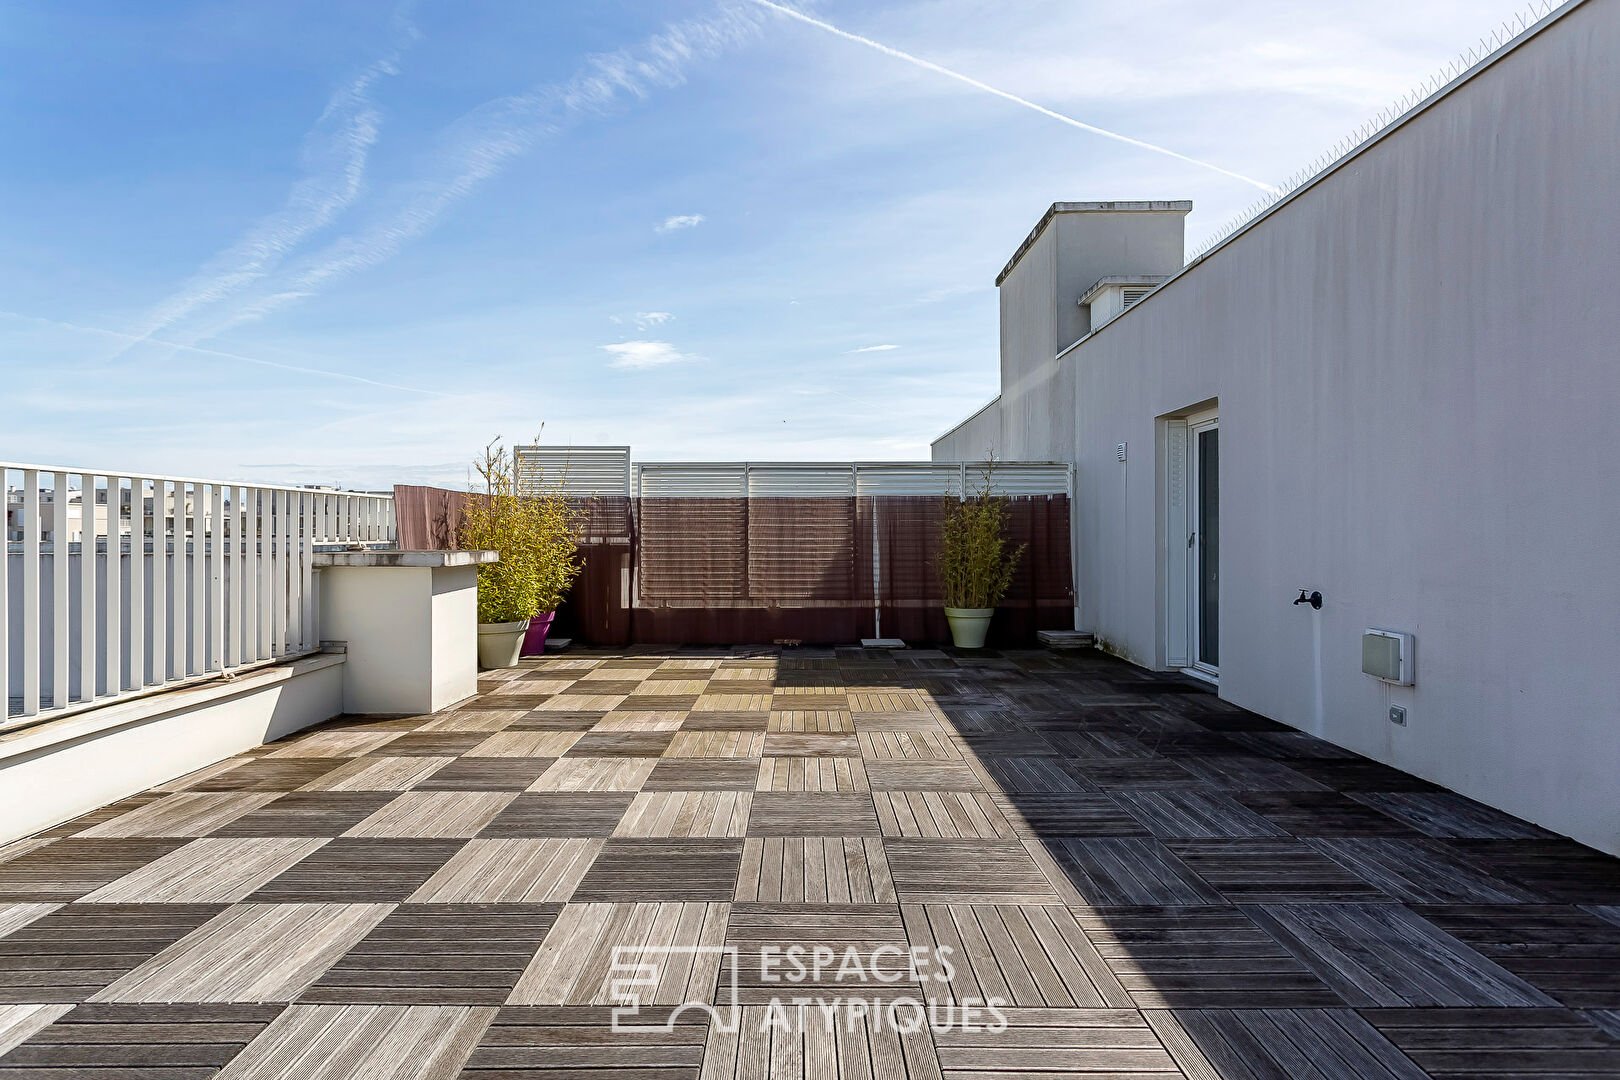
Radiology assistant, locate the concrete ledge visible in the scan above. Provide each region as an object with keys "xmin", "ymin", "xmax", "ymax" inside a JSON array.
[
  {"xmin": 0, "ymin": 652, "xmax": 344, "ymax": 844},
  {"xmin": 314, "ymin": 549, "xmax": 497, "ymax": 569}
]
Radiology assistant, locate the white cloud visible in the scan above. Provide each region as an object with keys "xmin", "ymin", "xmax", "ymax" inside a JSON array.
[
  {"xmin": 849, "ymin": 344, "xmax": 898, "ymax": 352},
  {"xmin": 609, "ymin": 311, "xmax": 675, "ymax": 329},
  {"xmin": 600, "ymin": 340, "xmax": 699, "ymax": 369},
  {"xmin": 655, "ymin": 213, "xmax": 706, "ymax": 233}
]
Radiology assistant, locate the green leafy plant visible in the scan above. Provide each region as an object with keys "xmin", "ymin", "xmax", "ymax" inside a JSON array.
[
  {"xmin": 938, "ymin": 458, "xmax": 1026, "ymax": 610},
  {"xmin": 460, "ymin": 437, "xmax": 583, "ymax": 624}
]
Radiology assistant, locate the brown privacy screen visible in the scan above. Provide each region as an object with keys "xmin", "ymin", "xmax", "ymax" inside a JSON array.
[{"xmin": 392, "ymin": 485, "xmax": 1070, "ymax": 646}]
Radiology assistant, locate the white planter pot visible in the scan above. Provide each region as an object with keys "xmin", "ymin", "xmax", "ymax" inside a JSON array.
[
  {"xmin": 477, "ymin": 618, "xmax": 530, "ymax": 670},
  {"xmin": 944, "ymin": 607, "xmax": 994, "ymax": 649}
]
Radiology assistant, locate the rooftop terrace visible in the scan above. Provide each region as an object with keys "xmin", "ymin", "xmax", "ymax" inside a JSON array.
[{"xmin": 2, "ymin": 645, "xmax": 1618, "ymax": 1078}]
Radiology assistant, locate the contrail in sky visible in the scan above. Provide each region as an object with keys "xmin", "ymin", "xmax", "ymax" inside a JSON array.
[{"xmin": 748, "ymin": 0, "xmax": 1278, "ymax": 192}]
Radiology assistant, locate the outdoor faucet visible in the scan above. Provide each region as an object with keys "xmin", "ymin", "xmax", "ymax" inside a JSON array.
[{"xmin": 1294, "ymin": 589, "xmax": 1323, "ymax": 609}]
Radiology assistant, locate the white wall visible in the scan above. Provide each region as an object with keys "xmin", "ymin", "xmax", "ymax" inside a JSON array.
[
  {"xmin": 934, "ymin": 0, "xmax": 1620, "ymax": 854},
  {"xmin": 0, "ymin": 654, "xmax": 343, "ymax": 844}
]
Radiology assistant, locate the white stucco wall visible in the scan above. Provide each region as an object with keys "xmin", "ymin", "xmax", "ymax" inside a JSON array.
[{"xmin": 934, "ymin": 0, "xmax": 1620, "ymax": 853}]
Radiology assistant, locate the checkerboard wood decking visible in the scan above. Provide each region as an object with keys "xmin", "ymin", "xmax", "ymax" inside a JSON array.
[{"xmin": 2, "ymin": 646, "xmax": 1618, "ymax": 1078}]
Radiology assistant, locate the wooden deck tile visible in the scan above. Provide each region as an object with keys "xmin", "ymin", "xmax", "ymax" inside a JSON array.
[
  {"xmin": 756, "ymin": 757, "xmax": 869, "ymax": 792},
  {"xmin": 768, "ymin": 711, "xmax": 855, "ymax": 733},
  {"xmin": 415, "ymin": 758, "xmax": 557, "ymax": 791},
  {"xmin": 903, "ymin": 904, "xmax": 1132, "ymax": 1008},
  {"xmin": 1414, "ymin": 904, "xmax": 1620, "ymax": 1007},
  {"xmin": 466, "ymin": 732, "xmax": 584, "ymax": 758},
  {"xmin": 1114, "ymin": 790, "xmax": 1290, "ymax": 839},
  {"xmin": 246, "ymin": 840, "xmax": 466, "ymax": 902},
  {"xmin": 298, "ymin": 756, "xmax": 455, "ymax": 791},
  {"xmin": 932, "ymin": 1008, "xmax": 1176, "ymax": 1079},
  {"xmin": 1074, "ymin": 906, "xmax": 1344, "ymax": 1008},
  {"xmin": 75, "ymin": 792, "xmax": 281, "ymax": 838},
  {"xmin": 747, "ymin": 794, "xmax": 880, "ymax": 836},
  {"xmin": 93, "ymin": 903, "xmax": 392, "ymax": 1003},
  {"xmin": 668, "ymin": 732, "xmax": 769, "ymax": 759},
  {"xmin": 864, "ymin": 761, "xmax": 981, "ymax": 791},
  {"xmin": 83, "ymin": 837, "xmax": 329, "ymax": 903},
  {"xmin": 616, "ymin": 793, "xmax": 754, "ymax": 838},
  {"xmin": 1146, "ymin": 1007, "xmax": 1428, "ymax": 1080},
  {"xmin": 1231, "ymin": 791, "xmax": 1419, "ymax": 837},
  {"xmin": 594, "ymin": 711, "xmax": 689, "ymax": 731},
  {"xmin": 735, "ymin": 838, "xmax": 894, "ymax": 904},
  {"xmin": 1359, "ymin": 1007, "xmax": 1620, "ymax": 1078},
  {"xmin": 509, "ymin": 901, "xmax": 729, "ymax": 1005},
  {"xmin": 530, "ymin": 757, "xmax": 660, "ymax": 792},
  {"xmin": 343, "ymin": 792, "xmax": 517, "ymax": 839},
  {"xmin": 699, "ymin": 1002, "xmax": 942, "ymax": 1080},
  {"xmin": 0, "ymin": 839, "xmax": 187, "ymax": 902},
  {"xmin": 213, "ymin": 1003, "xmax": 495, "ymax": 1079},
  {"xmin": 211, "ymin": 793, "xmax": 396, "ymax": 837},
  {"xmin": 971, "ymin": 756, "xmax": 1092, "ymax": 792},
  {"xmin": 987, "ymin": 792, "xmax": 1147, "ymax": 837},
  {"xmin": 723, "ymin": 903, "xmax": 918, "ymax": 1003},
  {"xmin": 572, "ymin": 840, "xmax": 745, "ymax": 902},
  {"xmin": 0, "ymin": 1003, "xmax": 282, "ymax": 1077},
  {"xmin": 873, "ymin": 792, "xmax": 1016, "ymax": 839},
  {"xmin": 194, "ymin": 758, "xmax": 347, "ymax": 792},
  {"xmin": 1306, "ymin": 838, "xmax": 1542, "ymax": 903},
  {"xmin": 1247, "ymin": 902, "xmax": 1557, "ymax": 1007},
  {"xmin": 1167, "ymin": 839, "xmax": 1391, "ymax": 903},
  {"xmin": 1040, "ymin": 839, "xmax": 1221, "ymax": 906},
  {"xmin": 410, "ymin": 839, "xmax": 602, "ymax": 903},
  {"xmin": 461, "ymin": 1006, "xmax": 709, "ymax": 1078},
  {"xmin": 479, "ymin": 794, "xmax": 634, "ymax": 837},
  {"xmin": 884, "ymin": 840, "xmax": 1060, "ymax": 904},
  {"xmin": 857, "ymin": 732, "xmax": 959, "ymax": 761},
  {"xmin": 0, "ymin": 1003, "xmax": 73, "ymax": 1058},
  {"xmin": 0, "ymin": 904, "xmax": 226, "ymax": 1003},
  {"xmin": 1349, "ymin": 792, "xmax": 1556, "ymax": 838},
  {"xmin": 1437, "ymin": 839, "xmax": 1620, "ymax": 904},
  {"xmin": 372, "ymin": 732, "xmax": 487, "ymax": 757},
  {"xmin": 302, "ymin": 905, "xmax": 559, "ymax": 1005}
]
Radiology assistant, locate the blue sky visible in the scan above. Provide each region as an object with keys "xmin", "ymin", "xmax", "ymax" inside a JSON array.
[{"xmin": 1, "ymin": 0, "xmax": 1536, "ymax": 487}]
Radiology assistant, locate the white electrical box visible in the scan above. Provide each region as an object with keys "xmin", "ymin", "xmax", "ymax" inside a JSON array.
[{"xmin": 1362, "ymin": 629, "xmax": 1415, "ymax": 685}]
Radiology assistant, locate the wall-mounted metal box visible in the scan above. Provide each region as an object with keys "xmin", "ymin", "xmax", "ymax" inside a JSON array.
[{"xmin": 1362, "ymin": 629, "xmax": 1415, "ymax": 685}]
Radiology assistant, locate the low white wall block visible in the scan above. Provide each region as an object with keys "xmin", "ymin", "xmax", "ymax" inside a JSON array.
[{"xmin": 315, "ymin": 549, "xmax": 497, "ymax": 716}]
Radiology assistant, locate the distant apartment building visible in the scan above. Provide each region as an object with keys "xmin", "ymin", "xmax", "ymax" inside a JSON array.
[{"xmin": 932, "ymin": 0, "xmax": 1619, "ymax": 853}]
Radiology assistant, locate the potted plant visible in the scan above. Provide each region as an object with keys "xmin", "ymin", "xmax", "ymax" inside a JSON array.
[
  {"xmin": 460, "ymin": 438, "xmax": 582, "ymax": 669},
  {"xmin": 938, "ymin": 459, "xmax": 1026, "ymax": 649}
]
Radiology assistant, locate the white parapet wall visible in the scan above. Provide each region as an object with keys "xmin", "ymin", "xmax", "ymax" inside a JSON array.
[{"xmin": 0, "ymin": 652, "xmax": 344, "ymax": 844}]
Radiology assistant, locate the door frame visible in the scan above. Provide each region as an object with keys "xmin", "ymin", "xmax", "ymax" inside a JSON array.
[{"xmin": 1185, "ymin": 410, "xmax": 1219, "ymax": 681}]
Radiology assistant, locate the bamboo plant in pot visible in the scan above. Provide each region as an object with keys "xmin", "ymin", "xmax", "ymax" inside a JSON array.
[
  {"xmin": 461, "ymin": 438, "xmax": 582, "ymax": 669},
  {"xmin": 938, "ymin": 461, "xmax": 1026, "ymax": 649}
]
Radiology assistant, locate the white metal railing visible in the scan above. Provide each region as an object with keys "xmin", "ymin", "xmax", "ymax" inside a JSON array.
[{"xmin": 3, "ymin": 462, "xmax": 395, "ymax": 733}]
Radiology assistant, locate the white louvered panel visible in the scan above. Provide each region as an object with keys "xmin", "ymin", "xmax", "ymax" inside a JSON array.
[
  {"xmin": 636, "ymin": 464, "xmax": 747, "ymax": 499},
  {"xmin": 973, "ymin": 463, "xmax": 1072, "ymax": 496},
  {"xmin": 1122, "ymin": 285, "xmax": 1155, "ymax": 308},
  {"xmin": 516, "ymin": 446, "xmax": 631, "ymax": 497},
  {"xmin": 746, "ymin": 464, "xmax": 855, "ymax": 499},
  {"xmin": 855, "ymin": 464, "xmax": 963, "ymax": 498}
]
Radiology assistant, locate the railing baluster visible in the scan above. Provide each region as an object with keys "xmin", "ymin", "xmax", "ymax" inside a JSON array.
[
  {"xmin": 102, "ymin": 475, "xmax": 120, "ymax": 697},
  {"xmin": 190, "ymin": 483, "xmax": 205, "ymax": 675},
  {"xmin": 259, "ymin": 490, "xmax": 272, "ymax": 661},
  {"xmin": 52, "ymin": 471, "xmax": 69, "ymax": 708},
  {"xmin": 270, "ymin": 490, "xmax": 285, "ymax": 656},
  {"xmin": 210, "ymin": 483, "xmax": 225, "ymax": 670},
  {"xmin": 240, "ymin": 488, "xmax": 255, "ymax": 663},
  {"xmin": 228, "ymin": 482, "xmax": 239, "ymax": 663},
  {"xmin": 151, "ymin": 481, "xmax": 167, "ymax": 684},
  {"xmin": 20, "ymin": 470, "xmax": 39, "ymax": 716},
  {"xmin": 128, "ymin": 479, "xmax": 145, "ymax": 691},
  {"xmin": 81, "ymin": 473, "xmax": 98, "ymax": 698},
  {"xmin": 172, "ymin": 483, "xmax": 188, "ymax": 678},
  {"xmin": 300, "ymin": 493, "xmax": 315, "ymax": 651}
]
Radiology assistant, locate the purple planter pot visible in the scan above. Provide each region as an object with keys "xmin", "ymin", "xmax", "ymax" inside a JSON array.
[{"xmin": 521, "ymin": 611, "xmax": 557, "ymax": 656}]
